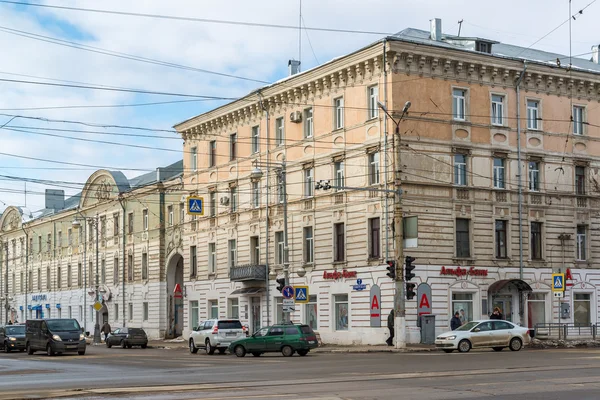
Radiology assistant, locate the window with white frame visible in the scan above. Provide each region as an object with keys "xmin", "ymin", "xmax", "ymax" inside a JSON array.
[
  {"xmin": 230, "ymin": 186, "xmax": 238, "ymax": 212},
  {"xmin": 228, "ymin": 239, "xmax": 237, "ymax": 268},
  {"xmin": 368, "ymin": 217, "xmax": 381, "ymax": 259},
  {"xmin": 209, "ymin": 140, "xmax": 217, "ymax": 167},
  {"xmin": 190, "ymin": 300, "xmax": 199, "ymax": 329},
  {"xmin": 575, "ymin": 166, "xmax": 586, "ymax": 195},
  {"xmin": 334, "ymin": 294, "xmax": 349, "ymax": 331},
  {"xmin": 208, "ymin": 242, "xmax": 216, "ymax": 273},
  {"xmin": 303, "ymin": 108, "xmax": 313, "ymax": 138},
  {"xmin": 334, "ymin": 223, "xmax": 345, "ymax": 262},
  {"xmin": 530, "ymin": 222, "xmax": 543, "ymax": 260},
  {"xmin": 190, "ymin": 245, "xmax": 197, "ymax": 277},
  {"xmin": 143, "ymin": 209, "xmax": 148, "ymax": 231},
  {"xmin": 528, "ymin": 161, "xmax": 540, "ymax": 191},
  {"xmin": 452, "ymin": 293, "xmax": 473, "ymax": 324},
  {"xmin": 275, "ymin": 298, "xmax": 284, "ymax": 324},
  {"xmin": 303, "ymin": 226, "xmax": 313, "ymax": 264},
  {"xmin": 368, "ymin": 152, "xmax": 380, "ymax": 185},
  {"xmin": 250, "ymin": 236, "xmax": 260, "ymax": 265},
  {"xmin": 230, "ymin": 133, "xmax": 237, "ymax": 161},
  {"xmin": 573, "ymin": 105, "xmax": 584, "ymax": 135},
  {"xmin": 128, "ymin": 303, "xmax": 133, "ymax": 321},
  {"xmin": 143, "ymin": 302, "xmax": 149, "ymax": 321},
  {"xmin": 167, "ymin": 205, "xmax": 173, "ymax": 226},
  {"xmin": 305, "ymin": 295, "xmax": 318, "ymax": 330},
  {"xmin": 275, "ymin": 117, "xmax": 285, "ymax": 146},
  {"xmin": 304, "ymin": 168, "xmax": 314, "ymax": 198},
  {"xmin": 334, "ymin": 97, "xmax": 344, "ymax": 129},
  {"xmin": 456, "ymin": 218, "xmax": 471, "ymax": 258},
  {"xmin": 491, "ymin": 94, "xmax": 504, "ymax": 125},
  {"xmin": 191, "ymin": 146, "xmax": 197, "ymax": 171},
  {"xmin": 209, "ymin": 300, "xmax": 219, "ymax": 319},
  {"xmin": 252, "ymin": 181, "xmax": 260, "ymax": 208},
  {"xmin": 454, "ymin": 154, "xmax": 467, "ymax": 186},
  {"xmin": 495, "ymin": 220, "xmax": 507, "ymax": 259},
  {"xmin": 334, "ymin": 160, "xmax": 344, "ymax": 190},
  {"xmin": 141, "ymin": 252, "xmax": 148, "ymax": 280},
  {"xmin": 368, "ymin": 85, "xmax": 378, "ymax": 119},
  {"xmin": 573, "ymin": 293, "xmax": 591, "ymax": 325},
  {"xmin": 576, "ymin": 225, "xmax": 587, "ymax": 261},
  {"xmin": 493, "ymin": 157, "xmax": 505, "ymax": 189},
  {"xmin": 452, "ymin": 89, "xmax": 466, "ymax": 121},
  {"xmin": 527, "ymin": 100, "xmax": 539, "ymax": 130},
  {"xmin": 113, "ymin": 257, "xmax": 118, "ymax": 284},
  {"xmin": 209, "ymin": 191, "xmax": 216, "ymax": 217},
  {"xmin": 275, "ymin": 231, "xmax": 284, "ymax": 265},
  {"xmin": 228, "ymin": 298, "xmax": 239, "ymax": 319},
  {"xmin": 251, "ymin": 125, "xmax": 260, "ymax": 154}
]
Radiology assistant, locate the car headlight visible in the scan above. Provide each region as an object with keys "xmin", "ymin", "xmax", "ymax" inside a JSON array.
[
  {"xmin": 52, "ymin": 334, "xmax": 62, "ymax": 342},
  {"xmin": 439, "ymin": 335, "xmax": 456, "ymax": 340},
  {"xmin": 126, "ymin": 334, "xmax": 130, "ymax": 339},
  {"xmin": 79, "ymin": 334, "xmax": 85, "ymax": 340},
  {"xmin": 8, "ymin": 337, "xmax": 16, "ymax": 341}
]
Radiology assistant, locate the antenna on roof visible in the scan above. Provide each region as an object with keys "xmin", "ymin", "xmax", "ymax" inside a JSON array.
[{"xmin": 457, "ymin": 19, "xmax": 463, "ymax": 37}]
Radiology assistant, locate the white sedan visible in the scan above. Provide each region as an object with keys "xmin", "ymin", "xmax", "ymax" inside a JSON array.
[{"xmin": 435, "ymin": 320, "xmax": 530, "ymax": 353}]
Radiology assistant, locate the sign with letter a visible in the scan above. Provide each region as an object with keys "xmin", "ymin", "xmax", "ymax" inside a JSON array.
[
  {"xmin": 417, "ymin": 283, "xmax": 432, "ymax": 315},
  {"xmin": 369, "ymin": 284, "xmax": 381, "ymax": 327}
]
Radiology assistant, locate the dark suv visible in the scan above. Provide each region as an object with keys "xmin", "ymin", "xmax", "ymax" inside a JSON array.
[
  {"xmin": 26, "ymin": 319, "xmax": 86, "ymax": 356},
  {"xmin": 0, "ymin": 324, "xmax": 26, "ymax": 352}
]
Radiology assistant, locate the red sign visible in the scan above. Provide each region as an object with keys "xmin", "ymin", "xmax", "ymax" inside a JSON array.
[
  {"xmin": 566, "ymin": 268, "xmax": 574, "ymax": 287},
  {"xmin": 440, "ymin": 266, "xmax": 488, "ymax": 277},
  {"xmin": 370, "ymin": 293, "xmax": 380, "ymax": 318},
  {"xmin": 173, "ymin": 283, "xmax": 183, "ymax": 299},
  {"xmin": 323, "ymin": 269, "xmax": 357, "ymax": 280}
]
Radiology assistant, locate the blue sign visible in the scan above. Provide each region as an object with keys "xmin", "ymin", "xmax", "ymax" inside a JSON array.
[
  {"xmin": 294, "ymin": 286, "xmax": 309, "ymax": 303},
  {"xmin": 187, "ymin": 196, "xmax": 204, "ymax": 216},
  {"xmin": 27, "ymin": 305, "xmax": 32, "ymax": 310},
  {"xmin": 282, "ymin": 285, "xmax": 294, "ymax": 299},
  {"xmin": 45, "ymin": 304, "xmax": 50, "ymax": 309},
  {"xmin": 32, "ymin": 294, "xmax": 47, "ymax": 301},
  {"xmin": 19, "ymin": 306, "xmax": 23, "ymax": 311},
  {"xmin": 352, "ymin": 278, "xmax": 367, "ymax": 291},
  {"xmin": 552, "ymin": 273, "xmax": 565, "ymax": 291},
  {"xmin": 56, "ymin": 304, "xmax": 61, "ymax": 309}
]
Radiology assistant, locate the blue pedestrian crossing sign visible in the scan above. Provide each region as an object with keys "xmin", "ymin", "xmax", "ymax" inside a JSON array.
[
  {"xmin": 187, "ymin": 196, "xmax": 204, "ymax": 216},
  {"xmin": 552, "ymin": 273, "xmax": 565, "ymax": 292},
  {"xmin": 294, "ymin": 286, "xmax": 309, "ymax": 303}
]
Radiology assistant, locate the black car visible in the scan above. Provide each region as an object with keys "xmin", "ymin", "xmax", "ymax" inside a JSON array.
[
  {"xmin": 26, "ymin": 319, "xmax": 86, "ymax": 356},
  {"xmin": 106, "ymin": 328, "xmax": 148, "ymax": 349},
  {"xmin": 0, "ymin": 324, "xmax": 26, "ymax": 352}
]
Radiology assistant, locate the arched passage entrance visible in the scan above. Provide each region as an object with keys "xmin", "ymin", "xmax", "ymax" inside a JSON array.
[{"xmin": 166, "ymin": 253, "xmax": 184, "ymax": 338}]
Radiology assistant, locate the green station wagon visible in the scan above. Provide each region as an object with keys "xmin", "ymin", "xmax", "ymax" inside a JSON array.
[{"xmin": 229, "ymin": 324, "xmax": 318, "ymax": 357}]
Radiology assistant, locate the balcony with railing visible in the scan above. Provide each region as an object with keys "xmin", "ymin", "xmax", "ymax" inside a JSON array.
[{"xmin": 230, "ymin": 264, "xmax": 267, "ymax": 282}]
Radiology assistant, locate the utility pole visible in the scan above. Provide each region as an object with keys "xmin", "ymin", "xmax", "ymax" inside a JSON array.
[{"xmin": 94, "ymin": 214, "xmax": 100, "ymax": 344}]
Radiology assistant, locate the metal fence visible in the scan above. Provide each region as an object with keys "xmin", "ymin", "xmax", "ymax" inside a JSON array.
[{"xmin": 534, "ymin": 323, "xmax": 597, "ymax": 340}]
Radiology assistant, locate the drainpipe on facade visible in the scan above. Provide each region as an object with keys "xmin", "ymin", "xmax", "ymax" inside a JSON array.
[
  {"xmin": 383, "ymin": 39, "xmax": 390, "ymax": 261},
  {"xmin": 119, "ymin": 195, "xmax": 126, "ymax": 328},
  {"xmin": 516, "ymin": 62, "xmax": 527, "ymax": 326}
]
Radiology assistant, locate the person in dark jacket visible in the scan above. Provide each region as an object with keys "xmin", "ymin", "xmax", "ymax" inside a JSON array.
[
  {"xmin": 490, "ymin": 307, "xmax": 503, "ymax": 320},
  {"xmin": 450, "ymin": 311, "xmax": 462, "ymax": 330},
  {"xmin": 386, "ymin": 310, "xmax": 394, "ymax": 346}
]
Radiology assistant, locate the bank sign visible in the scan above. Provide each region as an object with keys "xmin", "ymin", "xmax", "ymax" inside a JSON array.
[{"xmin": 31, "ymin": 294, "xmax": 48, "ymax": 302}]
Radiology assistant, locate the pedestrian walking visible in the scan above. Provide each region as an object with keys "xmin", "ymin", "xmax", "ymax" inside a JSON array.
[
  {"xmin": 450, "ymin": 311, "xmax": 462, "ymax": 330},
  {"xmin": 386, "ymin": 309, "xmax": 395, "ymax": 346},
  {"xmin": 101, "ymin": 321, "xmax": 112, "ymax": 341},
  {"xmin": 490, "ymin": 307, "xmax": 503, "ymax": 320}
]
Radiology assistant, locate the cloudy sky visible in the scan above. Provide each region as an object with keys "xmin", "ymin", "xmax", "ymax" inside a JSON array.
[{"xmin": 0, "ymin": 0, "xmax": 597, "ymax": 214}]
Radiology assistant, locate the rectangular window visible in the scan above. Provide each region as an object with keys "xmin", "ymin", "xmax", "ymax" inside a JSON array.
[
  {"xmin": 334, "ymin": 294, "xmax": 349, "ymax": 331},
  {"xmin": 573, "ymin": 106, "xmax": 584, "ymax": 135},
  {"xmin": 304, "ymin": 168, "xmax": 314, "ymax": 198},
  {"xmin": 190, "ymin": 246, "xmax": 197, "ymax": 277},
  {"xmin": 495, "ymin": 220, "xmax": 507, "ymax": 259},
  {"xmin": 142, "ymin": 252, "xmax": 148, "ymax": 280},
  {"xmin": 209, "ymin": 191, "xmax": 216, "ymax": 217},
  {"xmin": 143, "ymin": 209, "xmax": 148, "ymax": 231},
  {"xmin": 527, "ymin": 100, "xmax": 539, "ymax": 130},
  {"xmin": 334, "ymin": 160, "xmax": 344, "ymax": 190},
  {"xmin": 452, "ymin": 89, "xmax": 466, "ymax": 120},
  {"xmin": 230, "ymin": 133, "xmax": 237, "ymax": 161},
  {"xmin": 58, "ymin": 231, "xmax": 62, "ymax": 248},
  {"xmin": 334, "ymin": 97, "xmax": 344, "ymax": 129},
  {"xmin": 115, "ymin": 303, "xmax": 119, "ymax": 321},
  {"xmin": 209, "ymin": 300, "xmax": 219, "ymax": 319},
  {"xmin": 167, "ymin": 205, "xmax": 173, "ymax": 226},
  {"xmin": 303, "ymin": 226, "xmax": 313, "ymax": 264},
  {"xmin": 575, "ymin": 166, "xmax": 585, "ymax": 195},
  {"xmin": 128, "ymin": 212, "xmax": 134, "ymax": 234},
  {"xmin": 454, "ymin": 154, "xmax": 467, "ymax": 186},
  {"xmin": 67, "ymin": 264, "xmax": 72, "ymax": 287},
  {"xmin": 143, "ymin": 302, "xmax": 149, "ymax": 321},
  {"xmin": 228, "ymin": 298, "xmax": 239, "ymax": 319},
  {"xmin": 230, "ymin": 186, "xmax": 238, "ymax": 212},
  {"xmin": 305, "ymin": 295, "xmax": 318, "ymax": 330},
  {"xmin": 576, "ymin": 225, "xmax": 587, "ymax": 261},
  {"xmin": 573, "ymin": 293, "xmax": 591, "ymax": 325},
  {"xmin": 191, "ymin": 146, "xmax": 197, "ymax": 171},
  {"xmin": 89, "ymin": 261, "xmax": 93, "ymax": 286},
  {"xmin": 252, "ymin": 181, "xmax": 260, "ymax": 208},
  {"xmin": 250, "ymin": 236, "xmax": 260, "ymax": 265},
  {"xmin": 100, "ymin": 217, "xmax": 106, "ymax": 240},
  {"xmin": 251, "ymin": 126, "xmax": 260, "ymax": 154},
  {"xmin": 67, "ymin": 228, "xmax": 72, "ymax": 247},
  {"xmin": 190, "ymin": 301, "xmax": 199, "ymax": 329},
  {"xmin": 303, "ymin": 108, "xmax": 313, "ymax": 138},
  {"xmin": 37, "ymin": 268, "xmax": 41, "ymax": 290},
  {"xmin": 368, "ymin": 152, "xmax": 380, "ymax": 185},
  {"xmin": 77, "ymin": 263, "xmax": 82, "ymax": 287},
  {"xmin": 277, "ymin": 174, "xmax": 285, "ymax": 204},
  {"xmin": 275, "ymin": 231, "xmax": 284, "ymax": 265},
  {"xmin": 275, "ymin": 297, "xmax": 284, "ymax": 324},
  {"xmin": 102, "ymin": 259, "xmax": 107, "ymax": 284},
  {"xmin": 529, "ymin": 161, "xmax": 540, "ymax": 191},
  {"xmin": 113, "ymin": 257, "xmax": 119, "ymax": 284},
  {"xmin": 368, "ymin": 85, "xmax": 378, "ymax": 119},
  {"xmin": 368, "ymin": 217, "xmax": 381, "ymax": 259},
  {"xmin": 28, "ymin": 270, "xmax": 32, "ymax": 292},
  {"xmin": 275, "ymin": 117, "xmax": 285, "ymax": 146},
  {"xmin": 334, "ymin": 223, "xmax": 345, "ymax": 262},
  {"xmin": 128, "ymin": 303, "xmax": 133, "ymax": 321},
  {"xmin": 208, "ymin": 243, "xmax": 216, "ymax": 273},
  {"xmin": 209, "ymin": 140, "xmax": 217, "ymax": 167},
  {"xmin": 127, "ymin": 254, "xmax": 133, "ymax": 281},
  {"xmin": 527, "ymin": 293, "xmax": 545, "ymax": 327},
  {"xmin": 38, "ymin": 235, "xmax": 42, "ymax": 254},
  {"xmin": 456, "ymin": 218, "xmax": 470, "ymax": 258},
  {"xmin": 530, "ymin": 222, "xmax": 542, "ymax": 260},
  {"xmin": 491, "ymin": 94, "xmax": 504, "ymax": 125},
  {"xmin": 493, "ymin": 158, "xmax": 505, "ymax": 189},
  {"xmin": 228, "ymin": 239, "xmax": 237, "ymax": 268},
  {"xmin": 57, "ymin": 267, "xmax": 61, "ymax": 288},
  {"xmin": 452, "ymin": 293, "xmax": 473, "ymax": 324},
  {"xmin": 68, "ymin": 306, "xmax": 72, "ymax": 319},
  {"xmin": 47, "ymin": 233, "xmax": 52, "ymax": 252},
  {"xmin": 113, "ymin": 213, "xmax": 119, "ymax": 237}
]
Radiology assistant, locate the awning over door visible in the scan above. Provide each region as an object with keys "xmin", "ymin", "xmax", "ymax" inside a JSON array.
[
  {"xmin": 230, "ymin": 287, "xmax": 266, "ymax": 295},
  {"xmin": 488, "ymin": 279, "xmax": 533, "ymax": 293}
]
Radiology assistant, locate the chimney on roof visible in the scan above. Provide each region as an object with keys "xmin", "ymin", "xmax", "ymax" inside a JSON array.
[
  {"xmin": 430, "ymin": 18, "xmax": 442, "ymax": 41},
  {"xmin": 593, "ymin": 45, "xmax": 599, "ymax": 64},
  {"xmin": 45, "ymin": 189, "xmax": 65, "ymax": 211},
  {"xmin": 288, "ymin": 59, "xmax": 301, "ymax": 76}
]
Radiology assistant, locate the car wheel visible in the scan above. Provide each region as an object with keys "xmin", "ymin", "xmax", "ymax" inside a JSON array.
[
  {"xmin": 121, "ymin": 340, "xmax": 127, "ymax": 349},
  {"xmin": 26, "ymin": 343, "xmax": 34, "ymax": 355},
  {"xmin": 443, "ymin": 349, "xmax": 454, "ymax": 353},
  {"xmin": 189, "ymin": 339, "xmax": 198, "ymax": 354},
  {"xmin": 141, "ymin": 344, "xmax": 147, "ymax": 349},
  {"xmin": 509, "ymin": 337, "xmax": 522, "ymax": 351},
  {"xmin": 251, "ymin": 352, "xmax": 261, "ymax": 357},
  {"xmin": 218, "ymin": 348, "xmax": 226, "ymax": 354},
  {"xmin": 46, "ymin": 344, "xmax": 55, "ymax": 357},
  {"xmin": 297, "ymin": 350, "xmax": 309, "ymax": 356},
  {"xmin": 78, "ymin": 350, "xmax": 86, "ymax": 356},
  {"xmin": 493, "ymin": 347, "xmax": 504, "ymax": 352},
  {"xmin": 4, "ymin": 343, "xmax": 10, "ymax": 353},
  {"xmin": 458, "ymin": 339, "xmax": 471, "ymax": 353},
  {"xmin": 234, "ymin": 345, "xmax": 246, "ymax": 358},
  {"xmin": 281, "ymin": 345, "xmax": 294, "ymax": 357},
  {"xmin": 106, "ymin": 341, "xmax": 112, "ymax": 348},
  {"xmin": 205, "ymin": 340, "xmax": 215, "ymax": 355}
]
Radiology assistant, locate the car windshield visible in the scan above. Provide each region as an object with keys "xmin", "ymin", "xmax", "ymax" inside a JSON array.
[
  {"xmin": 218, "ymin": 320, "xmax": 242, "ymax": 330},
  {"xmin": 6, "ymin": 326, "xmax": 25, "ymax": 335},
  {"xmin": 455, "ymin": 321, "xmax": 479, "ymax": 331},
  {"xmin": 254, "ymin": 327, "xmax": 269, "ymax": 337},
  {"xmin": 46, "ymin": 319, "xmax": 81, "ymax": 332}
]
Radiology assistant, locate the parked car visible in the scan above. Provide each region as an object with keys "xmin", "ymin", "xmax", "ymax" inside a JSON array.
[
  {"xmin": 189, "ymin": 319, "xmax": 245, "ymax": 355},
  {"xmin": 0, "ymin": 324, "xmax": 26, "ymax": 352},
  {"xmin": 106, "ymin": 328, "xmax": 148, "ymax": 349},
  {"xmin": 26, "ymin": 319, "xmax": 86, "ymax": 356},
  {"xmin": 229, "ymin": 324, "xmax": 318, "ymax": 357},
  {"xmin": 435, "ymin": 320, "xmax": 530, "ymax": 353}
]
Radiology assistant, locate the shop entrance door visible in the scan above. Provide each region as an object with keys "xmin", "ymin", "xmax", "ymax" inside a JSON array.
[{"xmin": 492, "ymin": 297, "xmax": 512, "ymax": 322}]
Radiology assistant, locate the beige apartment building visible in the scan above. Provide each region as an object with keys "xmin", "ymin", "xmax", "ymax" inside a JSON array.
[
  {"xmin": 175, "ymin": 18, "xmax": 600, "ymax": 344},
  {"xmin": 0, "ymin": 161, "xmax": 183, "ymax": 339}
]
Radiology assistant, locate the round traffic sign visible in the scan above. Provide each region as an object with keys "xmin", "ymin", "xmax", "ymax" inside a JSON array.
[{"xmin": 282, "ymin": 286, "xmax": 294, "ymax": 299}]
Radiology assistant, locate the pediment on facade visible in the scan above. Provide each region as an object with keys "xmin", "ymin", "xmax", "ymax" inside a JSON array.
[
  {"xmin": 80, "ymin": 170, "xmax": 130, "ymax": 208},
  {"xmin": 0, "ymin": 206, "xmax": 23, "ymax": 233}
]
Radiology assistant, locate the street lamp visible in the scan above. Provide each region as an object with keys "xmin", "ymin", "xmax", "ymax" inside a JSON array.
[
  {"xmin": 72, "ymin": 214, "xmax": 100, "ymax": 344},
  {"xmin": 377, "ymin": 99, "xmax": 411, "ymax": 349}
]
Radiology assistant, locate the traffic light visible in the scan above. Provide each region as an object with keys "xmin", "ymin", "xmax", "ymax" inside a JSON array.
[
  {"xmin": 276, "ymin": 278, "xmax": 286, "ymax": 293},
  {"xmin": 385, "ymin": 260, "xmax": 396, "ymax": 280},
  {"xmin": 406, "ymin": 283, "xmax": 416, "ymax": 300},
  {"xmin": 405, "ymin": 256, "xmax": 416, "ymax": 281}
]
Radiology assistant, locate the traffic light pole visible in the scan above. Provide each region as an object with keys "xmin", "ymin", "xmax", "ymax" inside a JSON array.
[{"xmin": 393, "ymin": 124, "xmax": 406, "ymax": 349}]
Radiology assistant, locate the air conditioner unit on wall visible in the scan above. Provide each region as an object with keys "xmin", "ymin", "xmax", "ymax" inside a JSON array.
[
  {"xmin": 290, "ymin": 111, "xmax": 302, "ymax": 123},
  {"xmin": 220, "ymin": 196, "xmax": 230, "ymax": 206}
]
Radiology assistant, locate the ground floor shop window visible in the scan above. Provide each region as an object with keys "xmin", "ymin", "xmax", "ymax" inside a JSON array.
[
  {"xmin": 334, "ymin": 294, "xmax": 348, "ymax": 331},
  {"xmin": 527, "ymin": 292, "xmax": 546, "ymax": 327},
  {"xmin": 452, "ymin": 293, "xmax": 473, "ymax": 325},
  {"xmin": 190, "ymin": 301, "xmax": 199, "ymax": 329},
  {"xmin": 305, "ymin": 295, "xmax": 318, "ymax": 330},
  {"xmin": 209, "ymin": 300, "xmax": 219, "ymax": 319},
  {"xmin": 228, "ymin": 298, "xmax": 239, "ymax": 319},
  {"xmin": 574, "ymin": 293, "xmax": 591, "ymax": 325}
]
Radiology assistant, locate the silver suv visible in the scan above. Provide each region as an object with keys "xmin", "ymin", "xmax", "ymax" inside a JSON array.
[{"xmin": 189, "ymin": 319, "xmax": 245, "ymax": 355}]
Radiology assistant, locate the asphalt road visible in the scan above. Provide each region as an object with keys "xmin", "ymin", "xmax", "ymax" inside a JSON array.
[{"xmin": 1, "ymin": 345, "xmax": 600, "ymax": 399}]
